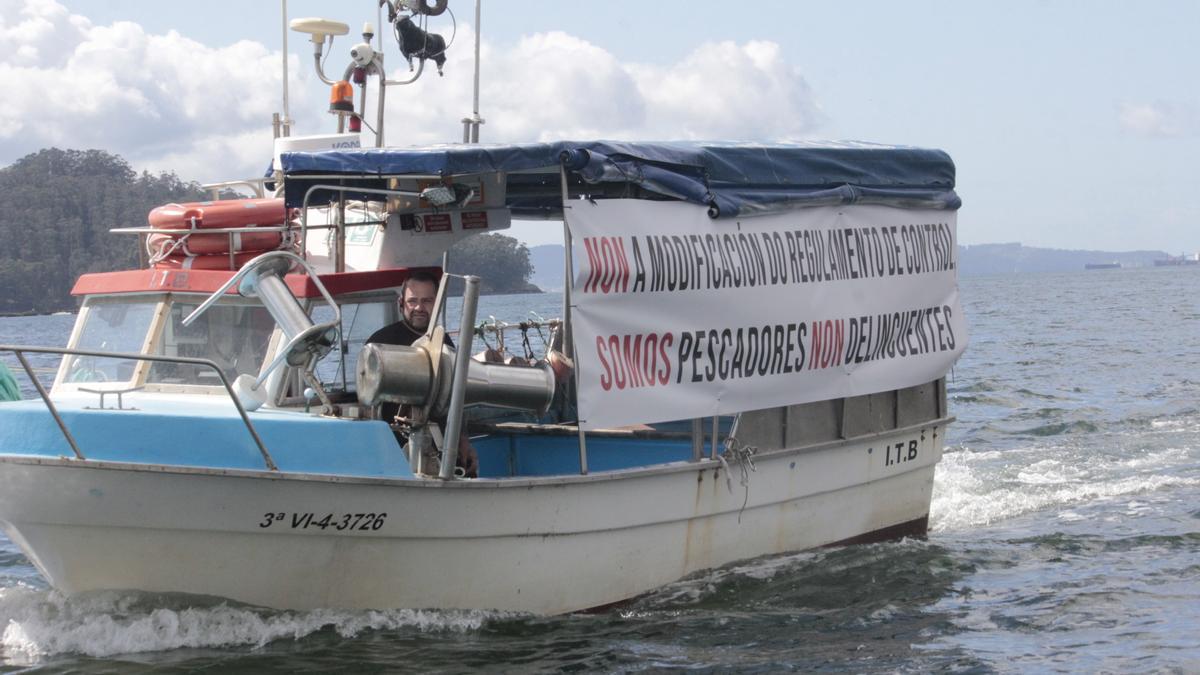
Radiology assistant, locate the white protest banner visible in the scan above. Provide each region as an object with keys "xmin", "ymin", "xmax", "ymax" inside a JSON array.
[{"xmin": 566, "ymin": 199, "xmax": 967, "ymax": 431}]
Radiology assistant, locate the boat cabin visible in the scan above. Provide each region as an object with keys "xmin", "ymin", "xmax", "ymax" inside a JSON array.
[{"xmin": 60, "ymin": 267, "xmax": 421, "ymax": 411}]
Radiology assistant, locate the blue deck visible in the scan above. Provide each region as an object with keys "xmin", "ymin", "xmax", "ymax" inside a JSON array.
[
  {"xmin": 0, "ymin": 399, "xmax": 704, "ymax": 479},
  {"xmin": 474, "ymin": 433, "xmax": 699, "ymax": 477},
  {"xmin": 0, "ymin": 398, "xmax": 413, "ymax": 477}
]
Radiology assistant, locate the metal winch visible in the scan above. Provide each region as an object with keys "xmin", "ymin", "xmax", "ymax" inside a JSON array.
[{"xmin": 356, "ymin": 337, "xmax": 556, "ymax": 417}]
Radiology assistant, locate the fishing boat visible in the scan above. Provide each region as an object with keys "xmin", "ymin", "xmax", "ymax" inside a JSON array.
[{"xmin": 0, "ymin": 2, "xmax": 966, "ymax": 614}]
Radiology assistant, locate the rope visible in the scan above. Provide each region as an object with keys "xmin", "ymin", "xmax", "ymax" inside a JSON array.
[
  {"xmin": 720, "ymin": 436, "xmax": 758, "ymax": 523},
  {"xmin": 147, "ymin": 231, "xmax": 189, "ymax": 263},
  {"xmin": 519, "ymin": 322, "xmax": 535, "ymax": 360},
  {"xmin": 466, "ymin": 317, "xmax": 563, "ymax": 361},
  {"xmin": 490, "ymin": 316, "xmax": 505, "ymax": 352},
  {"xmin": 528, "ymin": 312, "xmax": 549, "ymax": 348}
]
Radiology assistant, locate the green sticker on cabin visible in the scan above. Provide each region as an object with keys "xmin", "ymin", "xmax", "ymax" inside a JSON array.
[
  {"xmin": 346, "ymin": 224, "xmax": 378, "ymax": 246},
  {"xmin": 0, "ymin": 362, "xmax": 20, "ymax": 401}
]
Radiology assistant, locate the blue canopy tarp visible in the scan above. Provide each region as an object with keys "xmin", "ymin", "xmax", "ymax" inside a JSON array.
[{"xmin": 280, "ymin": 140, "xmax": 959, "ymax": 219}]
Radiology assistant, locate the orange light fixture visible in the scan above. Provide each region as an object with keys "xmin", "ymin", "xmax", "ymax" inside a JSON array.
[{"xmin": 329, "ymin": 81, "xmax": 354, "ymax": 114}]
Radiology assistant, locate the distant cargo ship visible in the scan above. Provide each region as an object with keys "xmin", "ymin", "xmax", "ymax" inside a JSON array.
[
  {"xmin": 1085, "ymin": 262, "xmax": 1121, "ymax": 270},
  {"xmin": 1154, "ymin": 253, "xmax": 1200, "ymax": 267}
]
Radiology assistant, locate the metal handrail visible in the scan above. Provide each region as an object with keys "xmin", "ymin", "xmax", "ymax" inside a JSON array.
[
  {"xmin": 0, "ymin": 345, "xmax": 279, "ymax": 471},
  {"xmin": 201, "ymin": 178, "xmax": 269, "ymax": 200},
  {"xmin": 439, "ymin": 275, "xmax": 480, "ymax": 480},
  {"xmin": 108, "ymin": 224, "xmax": 293, "ymax": 235},
  {"xmin": 181, "ymin": 250, "xmax": 342, "ymax": 390},
  {"xmin": 299, "ymin": 184, "xmax": 424, "ymax": 268}
]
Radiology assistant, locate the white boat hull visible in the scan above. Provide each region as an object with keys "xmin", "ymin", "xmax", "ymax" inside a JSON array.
[{"xmin": 0, "ymin": 421, "xmax": 944, "ymax": 614}]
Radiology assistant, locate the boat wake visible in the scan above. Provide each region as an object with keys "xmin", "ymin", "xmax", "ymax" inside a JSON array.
[
  {"xmin": 0, "ymin": 584, "xmax": 503, "ymax": 662},
  {"xmin": 930, "ymin": 441, "xmax": 1200, "ymax": 533}
]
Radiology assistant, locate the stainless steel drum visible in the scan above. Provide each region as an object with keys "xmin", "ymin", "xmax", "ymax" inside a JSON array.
[{"xmin": 357, "ymin": 341, "xmax": 556, "ymax": 416}]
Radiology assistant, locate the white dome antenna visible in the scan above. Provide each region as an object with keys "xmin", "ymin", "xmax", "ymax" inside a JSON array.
[
  {"xmin": 289, "ymin": 17, "xmax": 350, "ymax": 44},
  {"xmin": 290, "ymin": 17, "xmax": 351, "ymax": 89}
]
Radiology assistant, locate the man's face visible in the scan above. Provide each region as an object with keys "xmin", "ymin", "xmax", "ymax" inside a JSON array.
[{"xmin": 402, "ymin": 280, "xmax": 437, "ymax": 331}]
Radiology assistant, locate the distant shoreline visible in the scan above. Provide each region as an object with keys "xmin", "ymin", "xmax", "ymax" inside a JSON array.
[{"xmin": 0, "ymin": 309, "xmax": 75, "ymax": 319}]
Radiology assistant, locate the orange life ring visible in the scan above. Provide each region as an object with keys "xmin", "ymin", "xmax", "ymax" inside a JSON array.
[
  {"xmin": 148, "ymin": 198, "xmax": 287, "ymax": 230},
  {"xmin": 152, "ymin": 251, "xmax": 265, "ymax": 271},
  {"xmin": 148, "ymin": 231, "xmax": 286, "ymax": 257}
]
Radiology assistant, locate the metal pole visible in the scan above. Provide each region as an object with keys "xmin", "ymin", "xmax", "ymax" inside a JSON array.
[
  {"xmin": 281, "ymin": 0, "xmax": 291, "ymax": 136},
  {"xmin": 221, "ymin": 370, "xmax": 280, "ymax": 472},
  {"xmin": 335, "ymin": 199, "xmax": 346, "ymax": 273},
  {"xmin": 358, "ymin": 77, "xmax": 369, "ymax": 136},
  {"xmin": 691, "ymin": 418, "xmax": 704, "ymax": 461},
  {"xmin": 559, "ymin": 164, "xmax": 588, "ymax": 474},
  {"xmin": 14, "ymin": 350, "xmax": 84, "ymax": 460},
  {"xmin": 373, "ymin": 7, "xmax": 386, "ymax": 145},
  {"xmin": 460, "ymin": 0, "xmax": 484, "ymax": 143},
  {"xmin": 427, "ymin": 264, "xmax": 452, "ymax": 340},
  {"xmin": 376, "ymin": 70, "xmax": 387, "ymax": 147},
  {"xmin": 471, "ymin": 0, "xmax": 482, "ymax": 143},
  {"xmin": 559, "ymin": 166, "xmax": 573, "ymax": 360},
  {"xmin": 439, "ymin": 275, "xmax": 480, "ymax": 479},
  {"xmin": 440, "ymin": 251, "xmax": 451, "ymax": 327},
  {"xmin": 576, "ymin": 421, "xmax": 589, "ymax": 475},
  {"xmin": 710, "ymin": 415, "xmax": 719, "ymax": 459},
  {"xmin": 252, "ymin": 273, "xmax": 314, "ymax": 339}
]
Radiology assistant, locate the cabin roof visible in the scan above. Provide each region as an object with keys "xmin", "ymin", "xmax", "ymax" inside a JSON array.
[
  {"xmin": 280, "ymin": 139, "xmax": 960, "ymax": 219},
  {"xmin": 71, "ymin": 267, "xmax": 438, "ymax": 297}
]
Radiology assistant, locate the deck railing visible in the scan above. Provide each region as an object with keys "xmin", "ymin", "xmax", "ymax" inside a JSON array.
[{"xmin": 0, "ymin": 345, "xmax": 278, "ymax": 471}]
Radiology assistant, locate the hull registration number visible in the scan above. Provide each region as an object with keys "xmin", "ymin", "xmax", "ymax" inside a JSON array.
[{"xmin": 258, "ymin": 512, "xmax": 387, "ymax": 531}]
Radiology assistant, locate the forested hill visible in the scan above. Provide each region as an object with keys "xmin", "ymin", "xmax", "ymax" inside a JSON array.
[
  {"xmin": 445, "ymin": 233, "xmax": 540, "ymax": 296},
  {"xmin": 0, "ymin": 149, "xmax": 539, "ymax": 315},
  {"xmin": 0, "ymin": 149, "xmax": 204, "ymax": 314}
]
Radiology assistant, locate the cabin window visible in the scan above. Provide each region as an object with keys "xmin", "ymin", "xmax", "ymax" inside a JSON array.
[
  {"xmin": 311, "ymin": 299, "xmax": 394, "ymax": 394},
  {"xmin": 64, "ymin": 299, "xmax": 158, "ymax": 384},
  {"xmin": 146, "ymin": 301, "xmax": 275, "ymax": 385}
]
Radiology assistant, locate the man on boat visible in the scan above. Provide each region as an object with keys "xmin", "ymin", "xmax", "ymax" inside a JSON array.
[{"xmin": 366, "ymin": 271, "xmax": 479, "ymax": 477}]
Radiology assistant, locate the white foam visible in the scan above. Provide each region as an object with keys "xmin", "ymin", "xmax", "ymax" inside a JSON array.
[
  {"xmin": 930, "ymin": 445, "xmax": 1200, "ymax": 533},
  {"xmin": 1148, "ymin": 418, "xmax": 1200, "ymax": 432},
  {"xmin": 1015, "ymin": 458, "xmax": 1088, "ymax": 485},
  {"xmin": 723, "ymin": 549, "xmax": 822, "ymax": 581},
  {"xmin": 866, "ymin": 603, "xmax": 900, "ymax": 622},
  {"xmin": 0, "ymin": 585, "xmax": 501, "ymax": 662},
  {"xmin": 622, "ymin": 548, "xmax": 828, "ymax": 611},
  {"xmin": 1120, "ymin": 446, "xmax": 1191, "ymax": 469},
  {"xmin": 1056, "ymin": 510, "xmax": 1086, "ymax": 523}
]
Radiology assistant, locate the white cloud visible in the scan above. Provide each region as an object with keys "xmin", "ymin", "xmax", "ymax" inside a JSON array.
[
  {"xmin": 460, "ymin": 33, "xmax": 824, "ymax": 143},
  {"xmin": 0, "ymin": 0, "xmax": 317, "ymax": 180},
  {"xmin": 478, "ymin": 31, "xmax": 648, "ymax": 141},
  {"xmin": 1118, "ymin": 101, "xmax": 1198, "ymax": 138},
  {"xmin": 0, "ymin": 0, "xmax": 90, "ymax": 67},
  {"xmin": 630, "ymin": 39, "xmax": 824, "ymax": 140},
  {"xmin": 2, "ymin": 0, "xmax": 825, "ymax": 182}
]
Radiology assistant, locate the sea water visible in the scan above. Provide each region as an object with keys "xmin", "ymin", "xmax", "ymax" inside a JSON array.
[{"xmin": 0, "ymin": 268, "xmax": 1197, "ymax": 672}]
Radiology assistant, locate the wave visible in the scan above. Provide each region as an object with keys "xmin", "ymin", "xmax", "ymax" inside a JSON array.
[
  {"xmin": 930, "ymin": 444, "xmax": 1200, "ymax": 533},
  {"xmin": 0, "ymin": 586, "xmax": 507, "ymax": 662},
  {"xmin": 1015, "ymin": 420, "xmax": 1101, "ymax": 436}
]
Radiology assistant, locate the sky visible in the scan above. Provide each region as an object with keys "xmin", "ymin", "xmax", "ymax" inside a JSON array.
[{"xmin": 2, "ymin": 0, "xmax": 1198, "ymax": 251}]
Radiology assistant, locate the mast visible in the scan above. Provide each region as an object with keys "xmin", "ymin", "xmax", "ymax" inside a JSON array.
[
  {"xmin": 280, "ymin": 0, "xmax": 292, "ymax": 137},
  {"xmin": 461, "ymin": 0, "xmax": 484, "ymax": 143}
]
